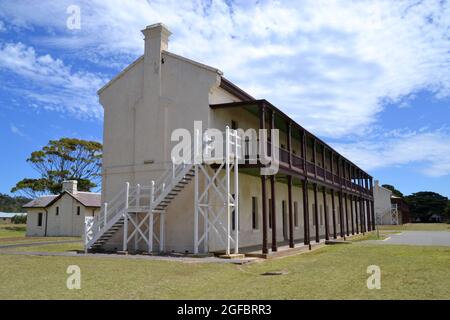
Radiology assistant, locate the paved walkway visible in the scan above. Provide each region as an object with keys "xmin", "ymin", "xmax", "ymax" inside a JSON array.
[{"xmin": 365, "ymin": 231, "xmax": 450, "ymax": 246}]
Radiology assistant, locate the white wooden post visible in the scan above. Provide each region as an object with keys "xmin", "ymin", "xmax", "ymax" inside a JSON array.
[
  {"xmin": 194, "ymin": 164, "xmax": 199, "ymax": 254},
  {"xmin": 172, "ymin": 158, "xmax": 176, "ymax": 179},
  {"xmin": 103, "ymin": 202, "xmax": 108, "ymax": 227},
  {"xmin": 123, "ymin": 182, "xmax": 129, "ymax": 252},
  {"xmin": 148, "ymin": 180, "xmax": 155, "ymax": 253},
  {"xmin": 159, "ymin": 212, "xmax": 165, "ymax": 252},
  {"xmin": 226, "ymin": 126, "xmax": 231, "ymax": 255},
  {"xmin": 203, "ymin": 191, "xmax": 209, "ymax": 253},
  {"xmin": 234, "ymin": 131, "xmax": 239, "ymax": 254},
  {"xmin": 84, "ymin": 217, "xmax": 88, "ymax": 253},
  {"xmin": 135, "ymin": 184, "xmax": 141, "ymax": 250}
]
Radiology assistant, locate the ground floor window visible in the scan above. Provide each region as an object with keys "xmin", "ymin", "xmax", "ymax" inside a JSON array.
[
  {"xmin": 252, "ymin": 197, "xmax": 258, "ymax": 230},
  {"xmin": 37, "ymin": 212, "xmax": 43, "ymax": 227},
  {"xmin": 294, "ymin": 201, "xmax": 298, "ymax": 227},
  {"xmin": 320, "ymin": 205, "xmax": 323, "ymax": 226},
  {"xmin": 312, "ymin": 204, "xmax": 316, "ymax": 226},
  {"xmin": 268, "ymin": 199, "xmax": 272, "ymax": 228}
]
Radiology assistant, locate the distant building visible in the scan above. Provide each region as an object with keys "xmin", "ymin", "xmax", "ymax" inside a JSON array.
[
  {"xmin": 0, "ymin": 212, "xmax": 26, "ymax": 224},
  {"xmin": 23, "ymin": 180, "xmax": 100, "ymax": 237},
  {"xmin": 391, "ymin": 196, "xmax": 411, "ymax": 225},
  {"xmin": 374, "ymin": 181, "xmax": 394, "ymax": 225}
]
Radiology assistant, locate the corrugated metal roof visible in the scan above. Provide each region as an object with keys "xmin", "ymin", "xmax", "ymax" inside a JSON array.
[{"xmin": 0, "ymin": 212, "xmax": 27, "ymax": 218}]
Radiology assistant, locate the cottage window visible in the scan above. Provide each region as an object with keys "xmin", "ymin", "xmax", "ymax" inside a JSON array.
[
  {"xmin": 231, "ymin": 120, "xmax": 238, "ymax": 130},
  {"xmin": 37, "ymin": 212, "xmax": 43, "ymax": 227},
  {"xmin": 56, "ymin": 206, "xmax": 59, "ymax": 216},
  {"xmin": 77, "ymin": 206, "xmax": 81, "ymax": 216}
]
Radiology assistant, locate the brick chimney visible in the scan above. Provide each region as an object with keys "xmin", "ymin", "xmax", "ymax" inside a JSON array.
[
  {"xmin": 141, "ymin": 23, "xmax": 171, "ymax": 100},
  {"xmin": 135, "ymin": 23, "xmax": 172, "ymax": 167},
  {"xmin": 62, "ymin": 180, "xmax": 78, "ymax": 194}
]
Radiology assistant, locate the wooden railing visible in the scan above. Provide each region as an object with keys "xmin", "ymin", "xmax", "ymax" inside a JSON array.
[{"xmin": 248, "ymin": 144, "xmax": 372, "ymax": 194}]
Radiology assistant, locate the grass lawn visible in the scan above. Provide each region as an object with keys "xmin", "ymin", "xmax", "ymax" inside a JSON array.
[
  {"xmin": 0, "ymin": 224, "xmax": 81, "ymax": 245},
  {"xmin": 0, "ymin": 224, "xmax": 26, "ymax": 238},
  {"xmin": 378, "ymin": 223, "xmax": 450, "ymax": 231},
  {"xmin": 0, "ymin": 242, "xmax": 83, "ymax": 252},
  {"xmin": 1, "ymin": 242, "xmax": 449, "ymax": 299}
]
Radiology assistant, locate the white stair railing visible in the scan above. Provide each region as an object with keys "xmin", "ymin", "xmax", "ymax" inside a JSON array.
[{"xmin": 85, "ymin": 161, "xmax": 194, "ymax": 250}]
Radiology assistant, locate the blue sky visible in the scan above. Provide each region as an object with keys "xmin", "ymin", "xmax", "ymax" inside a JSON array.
[{"xmin": 0, "ymin": 0, "xmax": 449, "ymax": 197}]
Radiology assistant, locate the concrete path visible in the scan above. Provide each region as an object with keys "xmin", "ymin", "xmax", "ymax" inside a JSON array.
[{"xmin": 365, "ymin": 231, "xmax": 450, "ymax": 246}]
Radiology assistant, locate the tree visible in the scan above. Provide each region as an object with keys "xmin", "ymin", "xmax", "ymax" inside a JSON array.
[
  {"xmin": 444, "ymin": 201, "xmax": 450, "ymax": 221},
  {"xmin": 11, "ymin": 138, "xmax": 102, "ymax": 197},
  {"xmin": 405, "ymin": 192, "xmax": 448, "ymax": 222},
  {"xmin": 0, "ymin": 193, "xmax": 31, "ymax": 212},
  {"xmin": 381, "ymin": 184, "xmax": 404, "ymax": 197}
]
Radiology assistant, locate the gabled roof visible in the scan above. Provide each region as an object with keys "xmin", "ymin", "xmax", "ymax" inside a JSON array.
[
  {"xmin": 23, "ymin": 192, "xmax": 101, "ymax": 209},
  {"xmin": 23, "ymin": 195, "xmax": 58, "ymax": 208}
]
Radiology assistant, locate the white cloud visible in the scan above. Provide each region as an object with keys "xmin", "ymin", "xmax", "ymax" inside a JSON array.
[
  {"xmin": 0, "ymin": 42, "xmax": 105, "ymax": 119},
  {"xmin": 10, "ymin": 123, "xmax": 26, "ymax": 137},
  {"xmin": 0, "ymin": 0, "xmax": 449, "ymax": 137},
  {"xmin": 0, "ymin": 1, "xmax": 449, "ymax": 181},
  {"xmin": 334, "ymin": 130, "xmax": 450, "ymax": 177}
]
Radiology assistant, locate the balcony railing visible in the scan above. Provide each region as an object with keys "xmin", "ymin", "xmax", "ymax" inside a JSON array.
[{"xmin": 243, "ymin": 143, "xmax": 371, "ymax": 194}]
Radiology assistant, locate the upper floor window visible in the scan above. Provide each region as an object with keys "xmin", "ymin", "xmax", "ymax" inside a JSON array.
[
  {"xmin": 76, "ymin": 206, "xmax": 81, "ymax": 216},
  {"xmin": 56, "ymin": 206, "xmax": 59, "ymax": 216}
]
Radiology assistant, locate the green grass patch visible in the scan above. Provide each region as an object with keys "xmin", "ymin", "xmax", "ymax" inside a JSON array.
[
  {"xmin": 351, "ymin": 231, "xmax": 387, "ymax": 242},
  {"xmin": 0, "ymin": 224, "xmax": 26, "ymax": 238},
  {"xmin": 1, "ymin": 243, "xmax": 449, "ymax": 299},
  {"xmin": 0, "ymin": 242, "xmax": 83, "ymax": 253},
  {"xmin": 378, "ymin": 223, "xmax": 450, "ymax": 231}
]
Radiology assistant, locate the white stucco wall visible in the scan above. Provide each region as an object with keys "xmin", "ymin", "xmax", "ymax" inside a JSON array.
[{"xmin": 374, "ymin": 181, "xmax": 393, "ymax": 225}]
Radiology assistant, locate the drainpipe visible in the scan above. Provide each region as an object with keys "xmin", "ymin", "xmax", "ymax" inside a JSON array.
[{"xmin": 44, "ymin": 208, "xmax": 48, "ymax": 237}]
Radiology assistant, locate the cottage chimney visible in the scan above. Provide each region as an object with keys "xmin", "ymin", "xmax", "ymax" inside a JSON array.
[{"xmin": 62, "ymin": 180, "xmax": 78, "ymax": 194}]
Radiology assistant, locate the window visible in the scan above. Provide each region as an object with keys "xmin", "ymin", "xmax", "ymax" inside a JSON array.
[
  {"xmin": 268, "ymin": 199, "xmax": 272, "ymax": 228},
  {"xmin": 231, "ymin": 120, "xmax": 238, "ymax": 130},
  {"xmin": 312, "ymin": 204, "xmax": 316, "ymax": 226},
  {"xmin": 294, "ymin": 201, "xmax": 298, "ymax": 227},
  {"xmin": 37, "ymin": 212, "xmax": 43, "ymax": 227},
  {"xmin": 252, "ymin": 197, "xmax": 258, "ymax": 230},
  {"xmin": 56, "ymin": 206, "xmax": 59, "ymax": 216},
  {"xmin": 320, "ymin": 205, "xmax": 323, "ymax": 226},
  {"xmin": 77, "ymin": 206, "xmax": 81, "ymax": 216}
]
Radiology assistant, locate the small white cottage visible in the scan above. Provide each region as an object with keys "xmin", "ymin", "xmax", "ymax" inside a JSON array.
[{"xmin": 23, "ymin": 180, "xmax": 100, "ymax": 237}]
